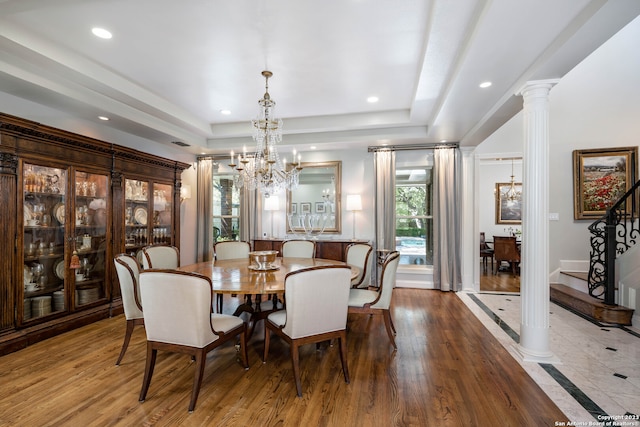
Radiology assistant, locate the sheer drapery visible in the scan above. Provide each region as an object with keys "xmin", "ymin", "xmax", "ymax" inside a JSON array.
[
  {"xmin": 433, "ymin": 147, "xmax": 461, "ymax": 291},
  {"xmin": 374, "ymin": 150, "xmax": 396, "ymax": 284},
  {"xmin": 374, "ymin": 150, "xmax": 396, "ymax": 251},
  {"xmin": 196, "ymin": 158, "xmax": 213, "ymax": 262},
  {"xmin": 239, "ymin": 188, "xmax": 258, "ymax": 244}
]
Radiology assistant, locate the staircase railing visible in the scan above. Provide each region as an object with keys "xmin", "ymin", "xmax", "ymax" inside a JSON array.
[{"xmin": 588, "ymin": 179, "xmax": 640, "ymax": 305}]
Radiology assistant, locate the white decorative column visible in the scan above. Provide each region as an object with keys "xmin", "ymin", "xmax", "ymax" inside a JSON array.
[{"xmin": 516, "ymin": 79, "xmax": 560, "ymax": 363}]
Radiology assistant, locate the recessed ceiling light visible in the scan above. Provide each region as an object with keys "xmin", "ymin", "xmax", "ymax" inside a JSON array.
[
  {"xmin": 310, "ymin": 146, "xmax": 317, "ymax": 150},
  {"xmin": 440, "ymin": 140, "xmax": 447, "ymax": 143},
  {"xmin": 98, "ymin": 116, "xmax": 109, "ymax": 121},
  {"xmin": 367, "ymin": 96, "xmax": 379, "ymax": 103},
  {"xmin": 220, "ymin": 109, "xmax": 231, "ymax": 115},
  {"xmin": 92, "ymin": 27, "xmax": 112, "ymax": 39},
  {"xmin": 479, "ymin": 81, "xmax": 492, "ymax": 88}
]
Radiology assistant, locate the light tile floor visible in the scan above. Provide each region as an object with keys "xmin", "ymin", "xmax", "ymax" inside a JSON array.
[{"xmin": 458, "ymin": 292, "xmax": 640, "ymax": 426}]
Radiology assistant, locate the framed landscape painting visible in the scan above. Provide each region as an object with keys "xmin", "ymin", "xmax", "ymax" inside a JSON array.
[{"xmin": 573, "ymin": 147, "xmax": 637, "ymax": 220}]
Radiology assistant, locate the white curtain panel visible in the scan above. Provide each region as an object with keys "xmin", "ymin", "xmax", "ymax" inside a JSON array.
[
  {"xmin": 433, "ymin": 147, "xmax": 462, "ymax": 291},
  {"xmin": 373, "ymin": 149, "xmax": 396, "ymax": 284},
  {"xmin": 240, "ymin": 186, "xmax": 258, "ymax": 244},
  {"xmin": 196, "ymin": 158, "xmax": 214, "ymax": 262}
]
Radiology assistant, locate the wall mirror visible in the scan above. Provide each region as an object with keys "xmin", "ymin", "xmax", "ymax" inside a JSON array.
[{"xmin": 286, "ymin": 161, "xmax": 341, "ymax": 234}]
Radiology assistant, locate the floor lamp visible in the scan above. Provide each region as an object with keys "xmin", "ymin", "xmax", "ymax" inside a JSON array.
[
  {"xmin": 264, "ymin": 195, "xmax": 279, "ymax": 238},
  {"xmin": 346, "ymin": 194, "xmax": 362, "ymax": 241}
]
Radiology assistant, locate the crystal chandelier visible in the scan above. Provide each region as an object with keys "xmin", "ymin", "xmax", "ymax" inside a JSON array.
[
  {"xmin": 501, "ymin": 158, "xmax": 521, "ymax": 203},
  {"xmin": 229, "ymin": 70, "xmax": 301, "ymax": 197}
]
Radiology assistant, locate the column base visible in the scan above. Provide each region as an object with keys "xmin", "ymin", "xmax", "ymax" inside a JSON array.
[{"xmin": 511, "ymin": 343, "xmax": 561, "ymax": 364}]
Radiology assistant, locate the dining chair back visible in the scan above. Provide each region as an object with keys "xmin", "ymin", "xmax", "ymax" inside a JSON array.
[
  {"xmin": 138, "ymin": 270, "xmax": 248, "ymax": 412},
  {"xmin": 263, "ymin": 265, "xmax": 351, "ymax": 397},
  {"xmin": 141, "ymin": 245, "xmax": 179, "ymax": 269},
  {"xmin": 214, "ymin": 241, "xmax": 251, "ymax": 260},
  {"xmin": 492, "ymin": 235, "xmax": 520, "ymax": 276},
  {"xmin": 213, "ymin": 241, "xmax": 251, "ymax": 313},
  {"xmin": 346, "ymin": 243, "xmax": 373, "ymax": 288},
  {"xmin": 281, "ymin": 240, "xmax": 315, "ymax": 258},
  {"xmin": 480, "ymin": 232, "xmax": 494, "ymax": 272},
  {"xmin": 347, "ymin": 251, "xmax": 400, "ymax": 348},
  {"xmin": 113, "ymin": 253, "xmax": 144, "ymax": 365}
]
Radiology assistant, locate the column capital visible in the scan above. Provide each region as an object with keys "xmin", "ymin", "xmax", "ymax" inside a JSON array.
[{"xmin": 516, "ymin": 79, "xmax": 560, "ymax": 97}]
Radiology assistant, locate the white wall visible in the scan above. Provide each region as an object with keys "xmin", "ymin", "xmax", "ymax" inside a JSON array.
[{"xmin": 474, "ymin": 15, "xmax": 640, "ymax": 273}]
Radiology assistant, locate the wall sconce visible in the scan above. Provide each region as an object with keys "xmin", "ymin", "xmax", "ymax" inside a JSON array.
[
  {"xmin": 264, "ymin": 195, "xmax": 280, "ymax": 238},
  {"xmin": 180, "ymin": 184, "xmax": 191, "ymax": 203},
  {"xmin": 346, "ymin": 194, "xmax": 362, "ymax": 241}
]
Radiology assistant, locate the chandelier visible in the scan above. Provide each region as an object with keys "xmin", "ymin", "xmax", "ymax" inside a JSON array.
[
  {"xmin": 501, "ymin": 158, "xmax": 521, "ymax": 203},
  {"xmin": 229, "ymin": 70, "xmax": 301, "ymax": 197}
]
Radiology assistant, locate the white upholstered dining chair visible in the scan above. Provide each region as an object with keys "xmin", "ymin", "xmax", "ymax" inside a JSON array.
[
  {"xmin": 281, "ymin": 240, "xmax": 315, "ymax": 258},
  {"xmin": 140, "ymin": 245, "xmax": 179, "ymax": 269},
  {"xmin": 138, "ymin": 270, "xmax": 249, "ymax": 412},
  {"xmin": 113, "ymin": 253, "xmax": 144, "ymax": 365},
  {"xmin": 213, "ymin": 241, "xmax": 251, "ymax": 313},
  {"xmin": 263, "ymin": 265, "xmax": 351, "ymax": 397},
  {"xmin": 345, "ymin": 243, "xmax": 373, "ymax": 288},
  {"xmin": 347, "ymin": 251, "xmax": 400, "ymax": 349},
  {"xmin": 214, "ymin": 241, "xmax": 251, "ymax": 261}
]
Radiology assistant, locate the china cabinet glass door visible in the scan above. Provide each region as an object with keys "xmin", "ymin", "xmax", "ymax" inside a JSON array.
[
  {"xmin": 73, "ymin": 171, "xmax": 109, "ymax": 308},
  {"xmin": 151, "ymin": 182, "xmax": 172, "ymax": 245},
  {"xmin": 124, "ymin": 178, "xmax": 150, "ymax": 253},
  {"xmin": 22, "ymin": 163, "xmax": 67, "ymax": 321}
]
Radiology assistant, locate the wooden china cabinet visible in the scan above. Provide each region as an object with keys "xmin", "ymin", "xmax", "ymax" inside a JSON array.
[{"xmin": 0, "ymin": 113, "xmax": 189, "ymax": 355}]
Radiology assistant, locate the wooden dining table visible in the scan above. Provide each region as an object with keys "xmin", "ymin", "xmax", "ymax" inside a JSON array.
[{"xmin": 178, "ymin": 257, "xmax": 359, "ymax": 337}]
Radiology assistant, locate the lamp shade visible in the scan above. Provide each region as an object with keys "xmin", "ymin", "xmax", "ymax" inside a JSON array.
[
  {"xmin": 264, "ymin": 195, "xmax": 280, "ymax": 211},
  {"xmin": 346, "ymin": 194, "xmax": 362, "ymax": 211}
]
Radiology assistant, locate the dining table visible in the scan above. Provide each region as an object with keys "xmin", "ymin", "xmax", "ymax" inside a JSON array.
[{"xmin": 178, "ymin": 257, "xmax": 359, "ymax": 338}]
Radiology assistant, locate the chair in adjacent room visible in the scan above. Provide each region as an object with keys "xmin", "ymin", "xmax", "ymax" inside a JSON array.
[
  {"xmin": 263, "ymin": 265, "xmax": 352, "ymax": 397},
  {"xmin": 213, "ymin": 241, "xmax": 251, "ymax": 313},
  {"xmin": 493, "ymin": 235, "xmax": 521, "ymax": 276},
  {"xmin": 345, "ymin": 243, "xmax": 373, "ymax": 288},
  {"xmin": 281, "ymin": 240, "xmax": 315, "ymax": 258},
  {"xmin": 480, "ymin": 232, "xmax": 494, "ymax": 273},
  {"xmin": 138, "ymin": 270, "xmax": 249, "ymax": 412},
  {"xmin": 113, "ymin": 253, "xmax": 144, "ymax": 366},
  {"xmin": 140, "ymin": 245, "xmax": 179, "ymax": 269},
  {"xmin": 347, "ymin": 251, "xmax": 400, "ymax": 349}
]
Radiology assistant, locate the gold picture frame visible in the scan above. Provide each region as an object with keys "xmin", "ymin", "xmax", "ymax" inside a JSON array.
[
  {"xmin": 573, "ymin": 147, "xmax": 637, "ymax": 220},
  {"xmin": 495, "ymin": 182, "xmax": 522, "ymax": 224}
]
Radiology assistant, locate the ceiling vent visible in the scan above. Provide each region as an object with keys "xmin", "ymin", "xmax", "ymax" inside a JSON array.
[{"xmin": 171, "ymin": 141, "xmax": 190, "ymax": 147}]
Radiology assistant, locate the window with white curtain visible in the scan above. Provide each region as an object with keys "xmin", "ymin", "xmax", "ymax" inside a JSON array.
[
  {"xmin": 395, "ymin": 167, "xmax": 433, "ymax": 265},
  {"xmin": 212, "ymin": 174, "xmax": 241, "ymax": 241}
]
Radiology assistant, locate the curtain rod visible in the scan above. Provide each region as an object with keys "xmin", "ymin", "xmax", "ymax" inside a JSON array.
[{"xmin": 367, "ymin": 142, "xmax": 458, "ymax": 152}]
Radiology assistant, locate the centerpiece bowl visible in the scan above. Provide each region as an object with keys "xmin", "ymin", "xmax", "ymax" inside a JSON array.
[{"xmin": 248, "ymin": 250, "xmax": 279, "ymax": 270}]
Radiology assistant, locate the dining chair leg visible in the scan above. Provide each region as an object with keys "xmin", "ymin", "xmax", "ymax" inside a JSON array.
[
  {"xmin": 188, "ymin": 350, "xmax": 207, "ymax": 412},
  {"xmin": 382, "ymin": 310, "xmax": 397, "ymax": 349},
  {"xmin": 291, "ymin": 343, "xmax": 303, "ymax": 397},
  {"xmin": 263, "ymin": 324, "xmax": 271, "ymax": 363},
  {"xmin": 216, "ymin": 293, "xmax": 223, "ymax": 313},
  {"xmin": 239, "ymin": 326, "xmax": 249, "ymax": 369},
  {"xmin": 139, "ymin": 344, "xmax": 158, "ymax": 403},
  {"xmin": 338, "ymin": 332, "xmax": 350, "ymax": 384},
  {"xmin": 115, "ymin": 319, "xmax": 135, "ymax": 365}
]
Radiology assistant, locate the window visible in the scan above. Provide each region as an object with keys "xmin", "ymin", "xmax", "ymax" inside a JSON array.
[
  {"xmin": 212, "ymin": 174, "xmax": 240, "ymax": 241},
  {"xmin": 395, "ymin": 167, "xmax": 433, "ymax": 265}
]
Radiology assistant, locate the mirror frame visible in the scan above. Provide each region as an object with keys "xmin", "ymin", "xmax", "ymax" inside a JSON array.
[{"xmin": 286, "ymin": 160, "xmax": 342, "ymax": 234}]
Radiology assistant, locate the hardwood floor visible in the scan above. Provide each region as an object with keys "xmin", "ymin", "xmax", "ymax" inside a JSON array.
[
  {"xmin": 480, "ymin": 262, "xmax": 521, "ymax": 293},
  {"xmin": 0, "ymin": 289, "xmax": 564, "ymax": 426}
]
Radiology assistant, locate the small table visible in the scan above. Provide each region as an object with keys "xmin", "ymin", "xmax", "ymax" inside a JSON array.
[{"xmin": 178, "ymin": 257, "xmax": 359, "ymax": 337}]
